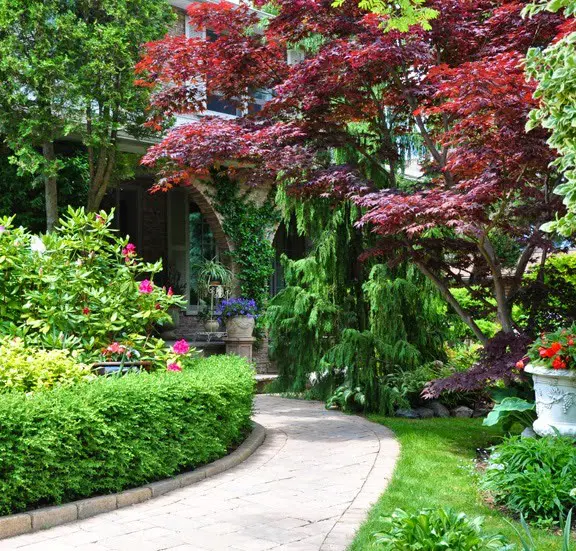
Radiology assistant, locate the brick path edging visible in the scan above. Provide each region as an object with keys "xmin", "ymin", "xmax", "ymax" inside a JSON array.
[{"xmin": 0, "ymin": 422, "xmax": 266, "ymax": 541}]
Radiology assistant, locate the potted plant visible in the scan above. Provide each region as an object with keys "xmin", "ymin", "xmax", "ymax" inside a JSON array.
[
  {"xmin": 522, "ymin": 326, "xmax": 576, "ymax": 436},
  {"xmin": 193, "ymin": 258, "xmax": 232, "ymax": 332},
  {"xmin": 194, "ymin": 258, "xmax": 233, "ymax": 296},
  {"xmin": 216, "ymin": 298, "xmax": 258, "ymax": 338}
]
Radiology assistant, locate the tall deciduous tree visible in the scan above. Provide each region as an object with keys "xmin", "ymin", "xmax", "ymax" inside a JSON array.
[
  {"xmin": 137, "ymin": 1, "xmax": 564, "ymax": 374},
  {"xmin": 0, "ymin": 0, "xmax": 174, "ymax": 230}
]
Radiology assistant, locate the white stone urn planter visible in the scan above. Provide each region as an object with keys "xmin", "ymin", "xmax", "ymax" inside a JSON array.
[
  {"xmin": 226, "ymin": 315, "xmax": 255, "ymax": 338},
  {"xmin": 525, "ymin": 364, "xmax": 576, "ymax": 437}
]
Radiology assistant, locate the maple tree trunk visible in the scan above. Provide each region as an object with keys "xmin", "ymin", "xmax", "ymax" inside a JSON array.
[
  {"xmin": 413, "ymin": 259, "xmax": 489, "ymax": 345},
  {"xmin": 42, "ymin": 142, "xmax": 58, "ymax": 233}
]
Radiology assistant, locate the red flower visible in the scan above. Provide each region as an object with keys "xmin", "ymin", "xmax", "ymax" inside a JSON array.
[
  {"xmin": 540, "ymin": 342, "xmax": 562, "ymax": 358},
  {"xmin": 82, "ymin": 307, "xmax": 91, "ymax": 316},
  {"xmin": 552, "ymin": 356, "xmax": 567, "ymax": 370},
  {"xmin": 516, "ymin": 360, "xmax": 524, "ymax": 370}
]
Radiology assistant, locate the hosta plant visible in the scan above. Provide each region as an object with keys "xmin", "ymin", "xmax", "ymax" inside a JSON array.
[{"xmin": 373, "ymin": 508, "xmax": 513, "ymax": 550}]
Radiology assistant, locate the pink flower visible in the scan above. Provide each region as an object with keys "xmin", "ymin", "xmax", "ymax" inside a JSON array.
[
  {"xmin": 139, "ymin": 279, "xmax": 154, "ymax": 294},
  {"xmin": 105, "ymin": 342, "xmax": 126, "ymax": 355},
  {"xmin": 95, "ymin": 214, "xmax": 104, "ymax": 224},
  {"xmin": 122, "ymin": 243, "xmax": 136, "ymax": 258},
  {"xmin": 167, "ymin": 287, "xmax": 174, "ymax": 297},
  {"xmin": 172, "ymin": 339, "xmax": 190, "ymax": 355},
  {"xmin": 167, "ymin": 363, "xmax": 182, "ymax": 372}
]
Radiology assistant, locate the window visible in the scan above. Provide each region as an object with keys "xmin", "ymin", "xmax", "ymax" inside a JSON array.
[{"xmin": 188, "ymin": 203, "xmax": 217, "ymax": 307}]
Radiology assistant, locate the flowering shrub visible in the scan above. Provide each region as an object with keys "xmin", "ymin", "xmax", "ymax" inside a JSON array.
[
  {"xmin": 0, "ymin": 207, "xmax": 185, "ymax": 367},
  {"xmin": 216, "ymin": 298, "xmax": 258, "ymax": 320},
  {"xmin": 525, "ymin": 325, "xmax": 576, "ymax": 370}
]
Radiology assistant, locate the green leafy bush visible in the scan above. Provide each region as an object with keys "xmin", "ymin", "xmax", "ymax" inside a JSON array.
[
  {"xmin": 0, "ymin": 207, "xmax": 184, "ymax": 366},
  {"xmin": 0, "ymin": 338, "xmax": 92, "ymax": 392},
  {"xmin": 0, "ymin": 354, "xmax": 254, "ymax": 514},
  {"xmin": 373, "ymin": 508, "xmax": 513, "ymax": 550},
  {"xmin": 482, "ymin": 436, "xmax": 576, "ymax": 526}
]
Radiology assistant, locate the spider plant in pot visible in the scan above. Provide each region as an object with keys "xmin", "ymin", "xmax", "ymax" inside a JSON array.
[{"xmin": 193, "ymin": 258, "xmax": 233, "ymax": 331}]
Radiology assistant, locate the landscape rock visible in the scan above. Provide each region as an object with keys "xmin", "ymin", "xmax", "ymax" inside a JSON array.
[
  {"xmin": 427, "ymin": 400, "xmax": 450, "ymax": 418},
  {"xmin": 414, "ymin": 407, "xmax": 435, "ymax": 419},
  {"xmin": 395, "ymin": 408, "xmax": 419, "ymax": 419},
  {"xmin": 451, "ymin": 406, "xmax": 474, "ymax": 418}
]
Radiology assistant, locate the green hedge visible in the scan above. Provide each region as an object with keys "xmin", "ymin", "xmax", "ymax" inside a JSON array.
[{"xmin": 0, "ymin": 355, "xmax": 254, "ymax": 515}]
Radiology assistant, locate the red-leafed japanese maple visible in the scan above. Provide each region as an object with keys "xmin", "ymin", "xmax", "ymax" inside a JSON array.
[{"xmin": 136, "ymin": 0, "xmax": 567, "ymax": 394}]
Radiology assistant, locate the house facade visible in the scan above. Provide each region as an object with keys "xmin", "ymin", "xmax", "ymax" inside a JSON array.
[{"xmin": 108, "ymin": 0, "xmax": 307, "ymax": 371}]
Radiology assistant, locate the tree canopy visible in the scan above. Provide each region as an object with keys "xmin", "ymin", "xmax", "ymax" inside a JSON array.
[{"xmin": 137, "ymin": 0, "xmax": 568, "ymax": 389}]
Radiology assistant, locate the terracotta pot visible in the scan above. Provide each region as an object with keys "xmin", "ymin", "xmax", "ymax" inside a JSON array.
[
  {"xmin": 225, "ymin": 315, "xmax": 255, "ymax": 338},
  {"xmin": 525, "ymin": 364, "xmax": 576, "ymax": 437},
  {"xmin": 204, "ymin": 319, "xmax": 220, "ymax": 333}
]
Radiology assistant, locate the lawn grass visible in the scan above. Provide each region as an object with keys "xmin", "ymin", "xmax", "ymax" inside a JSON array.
[{"xmin": 348, "ymin": 416, "xmax": 564, "ymax": 550}]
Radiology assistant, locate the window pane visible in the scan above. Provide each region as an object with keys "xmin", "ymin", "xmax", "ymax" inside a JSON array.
[{"xmin": 189, "ymin": 203, "xmax": 217, "ymax": 307}]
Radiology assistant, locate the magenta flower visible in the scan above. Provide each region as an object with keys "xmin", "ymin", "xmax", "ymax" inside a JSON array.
[
  {"xmin": 139, "ymin": 279, "xmax": 154, "ymax": 294},
  {"xmin": 172, "ymin": 339, "xmax": 190, "ymax": 355},
  {"xmin": 167, "ymin": 287, "xmax": 174, "ymax": 297},
  {"xmin": 122, "ymin": 243, "xmax": 136, "ymax": 258},
  {"xmin": 167, "ymin": 363, "xmax": 182, "ymax": 372}
]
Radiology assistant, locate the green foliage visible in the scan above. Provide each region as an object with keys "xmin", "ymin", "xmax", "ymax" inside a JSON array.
[
  {"xmin": 210, "ymin": 171, "xmax": 278, "ymax": 307},
  {"xmin": 0, "ymin": 207, "xmax": 183, "ymax": 365},
  {"xmin": 524, "ymin": 1, "xmax": 576, "ymax": 236},
  {"xmin": 510, "ymin": 510, "xmax": 573, "ymax": 551},
  {"xmin": 517, "ymin": 253, "xmax": 576, "ymax": 333},
  {"xmin": 0, "ymin": 150, "xmax": 88, "ymax": 233},
  {"xmin": 483, "ymin": 398, "xmax": 536, "ymax": 433},
  {"xmin": 0, "ymin": 354, "xmax": 254, "ymax": 515},
  {"xmin": 0, "ymin": 338, "xmax": 93, "ymax": 393},
  {"xmin": 373, "ymin": 508, "xmax": 513, "ymax": 550},
  {"xmin": 482, "ymin": 436, "xmax": 576, "ymax": 526},
  {"xmin": 449, "ymin": 288, "xmax": 500, "ymax": 341},
  {"xmin": 0, "ymin": 0, "xmax": 174, "ymax": 217},
  {"xmin": 267, "ymin": 197, "xmax": 448, "ymax": 414},
  {"xmin": 333, "ymin": 0, "xmax": 438, "ymax": 32}
]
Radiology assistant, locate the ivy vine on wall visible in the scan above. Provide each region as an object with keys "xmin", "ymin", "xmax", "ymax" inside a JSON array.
[{"xmin": 209, "ymin": 169, "xmax": 278, "ymax": 307}]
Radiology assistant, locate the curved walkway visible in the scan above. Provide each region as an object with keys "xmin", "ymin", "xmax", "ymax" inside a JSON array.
[{"xmin": 0, "ymin": 396, "xmax": 399, "ymax": 551}]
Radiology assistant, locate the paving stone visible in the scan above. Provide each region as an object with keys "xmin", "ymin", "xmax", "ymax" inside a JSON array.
[{"xmin": 1, "ymin": 396, "xmax": 399, "ymax": 551}]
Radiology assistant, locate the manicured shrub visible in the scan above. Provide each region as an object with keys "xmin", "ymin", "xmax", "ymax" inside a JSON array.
[
  {"xmin": 0, "ymin": 355, "xmax": 254, "ymax": 514},
  {"xmin": 373, "ymin": 508, "xmax": 512, "ymax": 550},
  {"xmin": 482, "ymin": 436, "xmax": 576, "ymax": 526},
  {"xmin": 0, "ymin": 338, "xmax": 92, "ymax": 393}
]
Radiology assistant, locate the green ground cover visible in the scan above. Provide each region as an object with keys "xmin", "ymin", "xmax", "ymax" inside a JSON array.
[{"xmin": 349, "ymin": 417, "xmax": 565, "ymax": 550}]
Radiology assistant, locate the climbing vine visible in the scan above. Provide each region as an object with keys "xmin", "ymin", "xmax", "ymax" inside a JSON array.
[{"xmin": 209, "ymin": 170, "xmax": 278, "ymax": 307}]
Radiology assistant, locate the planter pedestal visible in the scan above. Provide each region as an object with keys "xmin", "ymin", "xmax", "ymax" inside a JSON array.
[
  {"xmin": 224, "ymin": 336, "xmax": 256, "ymax": 362},
  {"xmin": 525, "ymin": 365, "xmax": 576, "ymax": 437}
]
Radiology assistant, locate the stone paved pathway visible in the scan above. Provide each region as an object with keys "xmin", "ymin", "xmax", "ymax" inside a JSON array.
[{"xmin": 0, "ymin": 396, "xmax": 399, "ymax": 551}]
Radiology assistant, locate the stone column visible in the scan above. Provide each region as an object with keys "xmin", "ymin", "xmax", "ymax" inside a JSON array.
[{"xmin": 223, "ymin": 337, "xmax": 256, "ymax": 362}]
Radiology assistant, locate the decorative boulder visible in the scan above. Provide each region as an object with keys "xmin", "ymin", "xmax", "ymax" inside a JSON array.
[
  {"xmin": 395, "ymin": 408, "xmax": 419, "ymax": 419},
  {"xmin": 427, "ymin": 400, "xmax": 450, "ymax": 418},
  {"xmin": 451, "ymin": 406, "xmax": 474, "ymax": 418},
  {"xmin": 414, "ymin": 407, "xmax": 435, "ymax": 419}
]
